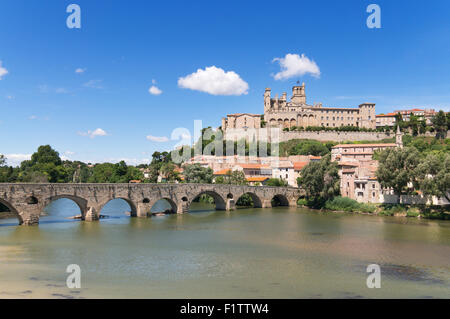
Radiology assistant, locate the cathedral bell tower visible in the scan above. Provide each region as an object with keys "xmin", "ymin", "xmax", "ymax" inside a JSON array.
[{"xmin": 291, "ymin": 82, "xmax": 306, "ymax": 105}]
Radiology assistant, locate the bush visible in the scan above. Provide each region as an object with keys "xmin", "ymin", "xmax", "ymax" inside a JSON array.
[
  {"xmin": 406, "ymin": 207, "xmax": 420, "ymax": 217},
  {"xmin": 324, "ymin": 196, "xmax": 376, "ymax": 213}
]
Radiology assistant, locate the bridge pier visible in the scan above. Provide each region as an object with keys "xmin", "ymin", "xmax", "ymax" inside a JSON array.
[
  {"xmin": 177, "ymin": 201, "xmax": 189, "ymax": 214},
  {"xmin": 137, "ymin": 203, "xmax": 151, "ymax": 218},
  {"xmin": 226, "ymin": 199, "xmax": 236, "ymax": 211},
  {"xmin": 262, "ymin": 199, "xmax": 272, "ymax": 208},
  {"xmin": 289, "ymin": 198, "xmax": 299, "ymax": 207},
  {"xmin": 84, "ymin": 206, "xmax": 100, "ymax": 221}
]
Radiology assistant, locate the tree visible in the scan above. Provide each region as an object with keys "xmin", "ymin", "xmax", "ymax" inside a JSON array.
[
  {"xmin": 266, "ymin": 178, "xmax": 288, "ymax": 187},
  {"xmin": 30, "ymin": 145, "xmax": 62, "ymax": 166},
  {"xmin": 376, "ymin": 147, "xmax": 420, "ymax": 203},
  {"xmin": 415, "ymin": 153, "xmax": 450, "ymax": 202},
  {"xmin": 431, "ymin": 110, "xmax": 448, "ymax": 139},
  {"xmin": 183, "ymin": 164, "xmax": 213, "ymax": 184},
  {"xmin": 297, "ymin": 154, "xmax": 340, "ymax": 203},
  {"xmin": 160, "ymin": 162, "xmax": 181, "ymax": 182}
]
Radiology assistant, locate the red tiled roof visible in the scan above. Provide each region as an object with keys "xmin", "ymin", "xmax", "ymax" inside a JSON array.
[
  {"xmin": 236, "ymin": 163, "xmax": 270, "ymax": 169},
  {"xmin": 213, "ymin": 169, "xmax": 231, "ymax": 175},
  {"xmin": 246, "ymin": 177, "xmax": 270, "ymax": 182},
  {"xmin": 293, "ymin": 161, "xmax": 309, "ymax": 170}
]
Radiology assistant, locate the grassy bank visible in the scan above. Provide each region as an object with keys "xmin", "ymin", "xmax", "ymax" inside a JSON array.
[{"xmin": 298, "ymin": 196, "xmax": 450, "ymax": 220}]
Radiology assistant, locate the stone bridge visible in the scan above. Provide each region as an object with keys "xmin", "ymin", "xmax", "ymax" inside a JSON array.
[{"xmin": 0, "ymin": 183, "xmax": 305, "ymax": 225}]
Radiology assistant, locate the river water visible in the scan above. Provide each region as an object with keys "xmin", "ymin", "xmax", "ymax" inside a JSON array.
[{"xmin": 0, "ymin": 199, "xmax": 449, "ymax": 299}]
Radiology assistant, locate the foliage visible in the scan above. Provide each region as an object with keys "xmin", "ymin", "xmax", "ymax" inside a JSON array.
[
  {"xmin": 431, "ymin": 110, "xmax": 448, "ymax": 139},
  {"xmin": 414, "ymin": 153, "xmax": 450, "ymax": 202},
  {"xmin": 183, "ymin": 164, "xmax": 213, "ymax": 184},
  {"xmin": 376, "ymin": 147, "xmax": 420, "ymax": 202},
  {"xmin": 265, "ymin": 178, "xmax": 288, "ymax": 187},
  {"xmin": 324, "ymin": 196, "xmax": 376, "ymax": 213},
  {"xmin": 236, "ymin": 193, "xmax": 253, "ymax": 206},
  {"xmin": 215, "ymin": 170, "xmax": 248, "ymax": 185},
  {"xmin": 297, "ymin": 154, "xmax": 340, "ymax": 202}
]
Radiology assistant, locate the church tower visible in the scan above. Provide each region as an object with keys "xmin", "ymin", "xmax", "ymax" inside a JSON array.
[{"xmin": 291, "ymin": 82, "xmax": 306, "ymax": 105}]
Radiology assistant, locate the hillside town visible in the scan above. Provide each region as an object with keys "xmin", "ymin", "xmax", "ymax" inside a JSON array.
[{"xmin": 138, "ymin": 84, "xmax": 448, "ymax": 206}]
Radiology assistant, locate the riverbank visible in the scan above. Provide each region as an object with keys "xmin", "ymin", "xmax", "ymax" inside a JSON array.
[{"xmin": 298, "ymin": 196, "xmax": 450, "ymax": 220}]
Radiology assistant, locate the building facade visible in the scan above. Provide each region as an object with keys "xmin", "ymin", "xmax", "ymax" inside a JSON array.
[{"xmin": 263, "ymin": 83, "xmax": 376, "ymax": 129}]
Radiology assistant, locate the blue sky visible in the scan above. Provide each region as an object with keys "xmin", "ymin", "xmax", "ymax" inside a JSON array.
[{"xmin": 1, "ymin": 0, "xmax": 450, "ymax": 166}]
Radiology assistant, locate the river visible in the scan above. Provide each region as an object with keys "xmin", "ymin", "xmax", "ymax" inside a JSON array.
[{"xmin": 0, "ymin": 198, "xmax": 449, "ymax": 299}]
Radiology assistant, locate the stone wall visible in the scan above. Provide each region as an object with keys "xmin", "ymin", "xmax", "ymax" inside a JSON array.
[{"xmin": 224, "ymin": 127, "xmax": 393, "ymax": 143}]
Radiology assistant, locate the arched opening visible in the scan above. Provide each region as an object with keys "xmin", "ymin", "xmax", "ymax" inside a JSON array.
[
  {"xmin": 189, "ymin": 191, "xmax": 226, "ymax": 213},
  {"xmin": 100, "ymin": 198, "xmax": 137, "ymax": 219},
  {"xmin": 271, "ymin": 194, "xmax": 289, "ymax": 207},
  {"xmin": 227, "ymin": 193, "xmax": 234, "ymax": 199},
  {"xmin": 236, "ymin": 192, "xmax": 262, "ymax": 209},
  {"xmin": 150, "ymin": 198, "xmax": 177, "ymax": 216},
  {"xmin": 182, "ymin": 196, "xmax": 188, "ymax": 202},
  {"xmin": 26, "ymin": 196, "xmax": 39, "ymax": 205},
  {"xmin": 0, "ymin": 199, "xmax": 22, "ymax": 226},
  {"xmin": 41, "ymin": 197, "xmax": 84, "ymax": 224},
  {"xmin": 143, "ymin": 198, "xmax": 150, "ymax": 203}
]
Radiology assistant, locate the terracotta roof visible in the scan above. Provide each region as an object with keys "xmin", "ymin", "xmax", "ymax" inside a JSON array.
[
  {"xmin": 376, "ymin": 113, "xmax": 396, "ymax": 117},
  {"xmin": 235, "ymin": 163, "xmax": 270, "ymax": 169},
  {"xmin": 226, "ymin": 113, "xmax": 261, "ymax": 117},
  {"xmin": 309, "ymin": 156, "xmax": 322, "ymax": 160},
  {"xmin": 333, "ymin": 143, "xmax": 397, "ymax": 148},
  {"xmin": 213, "ymin": 169, "xmax": 231, "ymax": 175},
  {"xmin": 293, "ymin": 161, "xmax": 309, "ymax": 170},
  {"xmin": 246, "ymin": 177, "xmax": 270, "ymax": 182}
]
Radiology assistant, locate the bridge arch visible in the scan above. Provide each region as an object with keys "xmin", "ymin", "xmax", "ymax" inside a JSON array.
[
  {"xmin": 236, "ymin": 192, "xmax": 262, "ymax": 208},
  {"xmin": 0, "ymin": 198, "xmax": 23, "ymax": 225},
  {"xmin": 189, "ymin": 190, "xmax": 226, "ymax": 211},
  {"xmin": 100, "ymin": 197, "xmax": 138, "ymax": 217},
  {"xmin": 271, "ymin": 194, "xmax": 289, "ymax": 207},
  {"xmin": 44, "ymin": 195, "xmax": 87, "ymax": 217},
  {"xmin": 149, "ymin": 197, "xmax": 177, "ymax": 214}
]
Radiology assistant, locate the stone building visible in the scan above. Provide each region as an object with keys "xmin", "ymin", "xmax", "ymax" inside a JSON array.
[
  {"xmin": 263, "ymin": 83, "xmax": 376, "ymax": 129},
  {"xmin": 221, "ymin": 113, "xmax": 261, "ymax": 130},
  {"xmin": 375, "ymin": 112, "xmax": 396, "ymax": 128}
]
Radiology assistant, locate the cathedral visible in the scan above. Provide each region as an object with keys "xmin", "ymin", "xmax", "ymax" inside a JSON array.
[{"xmin": 222, "ymin": 83, "xmax": 376, "ymax": 131}]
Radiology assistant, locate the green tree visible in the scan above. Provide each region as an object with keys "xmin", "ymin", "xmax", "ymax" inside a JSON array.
[
  {"xmin": 183, "ymin": 164, "xmax": 213, "ymax": 184},
  {"xmin": 297, "ymin": 154, "xmax": 340, "ymax": 203},
  {"xmin": 415, "ymin": 153, "xmax": 450, "ymax": 202},
  {"xmin": 431, "ymin": 110, "xmax": 448, "ymax": 139},
  {"xmin": 30, "ymin": 145, "xmax": 62, "ymax": 166},
  {"xmin": 266, "ymin": 178, "xmax": 288, "ymax": 187},
  {"xmin": 376, "ymin": 147, "xmax": 420, "ymax": 203}
]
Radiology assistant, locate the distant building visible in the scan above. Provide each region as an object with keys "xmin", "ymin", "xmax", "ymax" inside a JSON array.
[
  {"xmin": 394, "ymin": 108, "xmax": 437, "ymax": 124},
  {"xmin": 375, "ymin": 112, "xmax": 396, "ymax": 128},
  {"xmin": 221, "ymin": 113, "xmax": 261, "ymax": 130}
]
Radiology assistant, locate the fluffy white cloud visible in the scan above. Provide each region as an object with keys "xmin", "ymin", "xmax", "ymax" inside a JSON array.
[
  {"xmin": 272, "ymin": 53, "xmax": 320, "ymax": 80},
  {"xmin": 0, "ymin": 61, "xmax": 8, "ymax": 80},
  {"xmin": 178, "ymin": 66, "xmax": 249, "ymax": 96},
  {"xmin": 4, "ymin": 154, "xmax": 31, "ymax": 167},
  {"xmin": 146, "ymin": 135, "xmax": 169, "ymax": 142},
  {"xmin": 75, "ymin": 68, "xmax": 86, "ymax": 74},
  {"xmin": 78, "ymin": 128, "xmax": 108, "ymax": 138},
  {"xmin": 149, "ymin": 85, "xmax": 162, "ymax": 95}
]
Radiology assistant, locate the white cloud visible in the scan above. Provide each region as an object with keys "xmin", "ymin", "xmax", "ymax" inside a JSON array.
[
  {"xmin": 75, "ymin": 68, "xmax": 86, "ymax": 74},
  {"xmin": 6, "ymin": 95, "xmax": 14, "ymax": 100},
  {"xmin": 65, "ymin": 151, "xmax": 75, "ymax": 156},
  {"xmin": 149, "ymin": 85, "xmax": 162, "ymax": 95},
  {"xmin": 178, "ymin": 66, "xmax": 249, "ymax": 96},
  {"xmin": 28, "ymin": 115, "xmax": 37, "ymax": 120},
  {"xmin": 146, "ymin": 135, "xmax": 169, "ymax": 142},
  {"xmin": 78, "ymin": 128, "xmax": 108, "ymax": 138},
  {"xmin": 0, "ymin": 61, "xmax": 8, "ymax": 80},
  {"xmin": 4, "ymin": 154, "xmax": 31, "ymax": 167},
  {"xmin": 272, "ymin": 53, "xmax": 320, "ymax": 80},
  {"xmin": 83, "ymin": 79, "xmax": 103, "ymax": 89}
]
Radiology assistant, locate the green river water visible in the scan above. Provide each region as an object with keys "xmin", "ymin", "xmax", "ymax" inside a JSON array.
[{"xmin": 0, "ymin": 199, "xmax": 449, "ymax": 299}]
